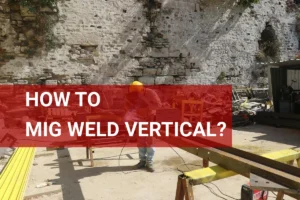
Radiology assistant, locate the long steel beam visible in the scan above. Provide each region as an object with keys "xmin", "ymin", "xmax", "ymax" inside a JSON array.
[
  {"xmin": 166, "ymin": 136, "xmax": 300, "ymax": 195},
  {"xmin": 183, "ymin": 149, "xmax": 300, "ymax": 184}
]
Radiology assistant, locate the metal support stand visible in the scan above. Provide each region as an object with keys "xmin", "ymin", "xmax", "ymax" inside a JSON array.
[
  {"xmin": 175, "ymin": 175, "xmax": 194, "ymax": 200},
  {"xmin": 249, "ymin": 173, "xmax": 300, "ymax": 200}
]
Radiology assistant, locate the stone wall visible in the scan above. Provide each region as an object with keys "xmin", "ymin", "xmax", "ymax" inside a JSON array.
[{"xmin": 0, "ymin": 0, "xmax": 298, "ymax": 85}]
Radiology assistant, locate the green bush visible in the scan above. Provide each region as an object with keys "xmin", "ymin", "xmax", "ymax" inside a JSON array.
[
  {"xmin": 8, "ymin": 0, "xmax": 59, "ymax": 54},
  {"xmin": 217, "ymin": 72, "xmax": 226, "ymax": 81},
  {"xmin": 258, "ymin": 23, "xmax": 281, "ymax": 62},
  {"xmin": 256, "ymin": 23, "xmax": 281, "ymax": 62},
  {"xmin": 255, "ymin": 51, "xmax": 266, "ymax": 62},
  {"xmin": 238, "ymin": 0, "xmax": 260, "ymax": 7},
  {"xmin": 9, "ymin": 0, "xmax": 56, "ymax": 12}
]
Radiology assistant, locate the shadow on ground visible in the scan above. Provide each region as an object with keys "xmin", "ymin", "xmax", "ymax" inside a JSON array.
[{"xmin": 46, "ymin": 149, "xmax": 138, "ymax": 200}]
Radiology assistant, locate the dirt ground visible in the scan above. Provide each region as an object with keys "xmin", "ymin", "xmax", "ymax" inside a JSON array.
[{"xmin": 24, "ymin": 124, "xmax": 300, "ymax": 200}]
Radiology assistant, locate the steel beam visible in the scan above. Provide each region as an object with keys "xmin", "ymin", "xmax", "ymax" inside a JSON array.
[
  {"xmin": 166, "ymin": 137, "xmax": 300, "ymax": 194},
  {"xmin": 183, "ymin": 149, "xmax": 300, "ymax": 184},
  {"xmin": 181, "ymin": 147, "xmax": 300, "ymax": 192}
]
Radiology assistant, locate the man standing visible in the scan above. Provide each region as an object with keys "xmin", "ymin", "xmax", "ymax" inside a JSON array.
[{"xmin": 124, "ymin": 81, "xmax": 162, "ymax": 172}]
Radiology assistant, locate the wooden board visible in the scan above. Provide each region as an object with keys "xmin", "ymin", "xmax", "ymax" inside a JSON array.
[
  {"xmin": 183, "ymin": 149, "xmax": 300, "ymax": 184},
  {"xmin": 0, "ymin": 147, "xmax": 36, "ymax": 200}
]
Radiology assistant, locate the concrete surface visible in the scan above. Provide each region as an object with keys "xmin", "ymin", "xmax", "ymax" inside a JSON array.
[{"xmin": 24, "ymin": 124, "xmax": 300, "ymax": 200}]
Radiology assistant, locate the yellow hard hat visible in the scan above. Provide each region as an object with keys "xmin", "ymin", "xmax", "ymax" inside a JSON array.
[
  {"xmin": 131, "ymin": 81, "xmax": 143, "ymax": 86},
  {"xmin": 129, "ymin": 81, "xmax": 144, "ymax": 93}
]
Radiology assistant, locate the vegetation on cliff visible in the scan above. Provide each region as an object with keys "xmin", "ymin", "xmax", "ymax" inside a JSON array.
[
  {"xmin": 238, "ymin": 0, "xmax": 260, "ymax": 7},
  {"xmin": 8, "ymin": 0, "xmax": 56, "ymax": 12}
]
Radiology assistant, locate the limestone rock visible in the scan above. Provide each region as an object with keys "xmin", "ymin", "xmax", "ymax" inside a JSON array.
[
  {"xmin": 139, "ymin": 58, "xmax": 155, "ymax": 67},
  {"xmin": 149, "ymin": 48, "xmax": 169, "ymax": 58},
  {"xmin": 23, "ymin": 17, "xmax": 36, "ymax": 21},
  {"xmin": 24, "ymin": 29, "xmax": 35, "ymax": 39},
  {"xmin": 155, "ymin": 76, "xmax": 174, "ymax": 85},
  {"xmin": 143, "ymin": 68, "xmax": 157, "ymax": 76},
  {"xmin": 11, "ymin": 13, "xmax": 22, "ymax": 21},
  {"xmin": 20, "ymin": 6, "xmax": 35, "ymax": 17},
  {"xmin": 126, "ymin": 69, "xmax": 143, "ymax": 77},
  {"xmin": 138, "ymin": 76, "xmax": 155, "ymax": 85},
  {"xmin": 40, "ymin": 7, "xmax": 54, "ymax": 13}
]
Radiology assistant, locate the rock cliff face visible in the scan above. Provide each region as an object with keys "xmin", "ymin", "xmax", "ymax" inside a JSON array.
[{"xmin": 0, "ymin": 0, "xmax": 298, "ymax": 85}]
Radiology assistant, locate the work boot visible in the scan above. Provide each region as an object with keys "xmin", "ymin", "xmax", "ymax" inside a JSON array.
[
  {"xmin": 135, "ymin": 160, "xmax": 146, "ymax": 169},
  {"xmin": 146, "ymin": 162, "xmax": 155, "ymax": 173}
]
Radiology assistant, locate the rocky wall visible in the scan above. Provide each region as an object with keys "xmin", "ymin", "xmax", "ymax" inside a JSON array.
[{"xmin": 0, "ymin": 0, "xmax": 298, "ymax": 85}]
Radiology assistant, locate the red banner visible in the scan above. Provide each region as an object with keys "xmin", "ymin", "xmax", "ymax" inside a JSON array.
[{"xmin": 0, "ymin": 85, "xmax": 232, "ymax": 147}]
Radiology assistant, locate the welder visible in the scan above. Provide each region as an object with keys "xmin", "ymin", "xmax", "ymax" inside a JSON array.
[{"xmin": 124, "ymin": 81, "xmax": 162, "ymax": 172}]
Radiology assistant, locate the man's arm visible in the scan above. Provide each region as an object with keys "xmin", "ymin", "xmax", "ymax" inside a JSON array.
[
  {"xmin": 124, "ymin": 94, "xmax": 135, "ymax": 112},
  {"xmin": 151, "ymin": 90, "xmax": 162, "ymax": 108},
  {"xmin": 143, "ymin": 89, "xmax": 162, "ymax": 110}
]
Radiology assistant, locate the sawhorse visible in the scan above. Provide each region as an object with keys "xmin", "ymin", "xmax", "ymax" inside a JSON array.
[
  {"xmin": 176, "ymin": 175, "xmax": 194, "ymax": 200},
  {"xmin": 175, "ymin": 173, "xmax": 300, "ymax": 200},
  {"xmin": 175, "ymin": 149, "xmax": 300, "ymax": 200},
  {"xmin": 86, "ymin": 147, "xmax": 95, "ymax": 167}
]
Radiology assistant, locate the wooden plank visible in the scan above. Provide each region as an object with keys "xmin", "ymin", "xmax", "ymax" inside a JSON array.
[
  {"xmin": 86, "ymin": 147, "xmax": 89, "ymax": 159},
  {"xmin": 175, "ymin": 176, "xmax": 184, "ymax": 200},
  {"xmin": 17, "ymin": 148, "xmax": 36, "ymax": 200},
  {"xmin": 0, "ymin": 148, "xmax": 26, "ymax": 198},
  {"xmin": 182, "ymin": 178, "xmax": 194, "ymax": 200},
  {"xmin": 184, "ymin": 165, "xmax": 236, "ymax": 183},
  {"xmin": 202, "ymin": 159, "xmax": 209, "ymax": 168},
  {"xmin": 262, "ymin": 149, "xmax": 300, "ymax": 164},
  {"xmin": 276, "ymin": 191, "xmax": 284, "ymax": 200},
  {"xmin": 90, "ymin": 148, "xmax": 94, "ymax": 167},
  {"xmin": 0, "ymin": 147, "xmax": 36, "ymax": 200}
]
